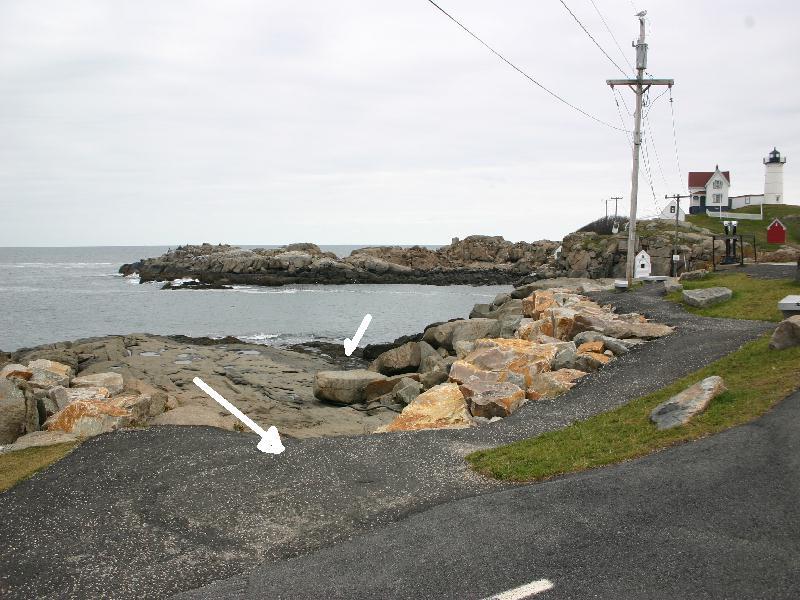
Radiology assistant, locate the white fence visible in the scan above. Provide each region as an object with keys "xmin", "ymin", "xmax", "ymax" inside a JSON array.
[{"xmin": 705, "ymin": 210, "xmax": 762, "ymax": 221}]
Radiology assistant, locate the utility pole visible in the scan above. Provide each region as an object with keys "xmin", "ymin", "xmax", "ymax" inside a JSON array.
[
  {"xmin": 665, "ymin": 193, "xmax": 690, "ymax": 276},
  {"xmin": 607, "ymin": 12, "xmax": 674, "ymax": 288},
  {"xmin": 611, "ymin": 196, "xmax": 622, "ymax": 218},
  {"xmin": 603, "ymin": 197, "xmax": 623, "ymax": 220}
]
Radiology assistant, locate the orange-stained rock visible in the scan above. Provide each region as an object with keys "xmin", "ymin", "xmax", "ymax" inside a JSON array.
[
  {"xmin": 526, "ymin": 369, "xmax": 588, "ymax": 400},
  {"xmin": 540, "ymin": 307, "xmax": 579, "ymax": 341},
  {"xmin": 460, "ymin": 381, "xmax": 526, "ymax": 418},
  {"xmin": 515, "ymin": 318, "xmax": 554, "ymax": 340},
  {"xmin": 107, "ymin": 393, "xmax": 152, "ymax": 424},
  {"xmin": 0, "ymin": 364, "xmax": 33, "ymax": 381},
  {"xmin": 448, "ymin": 360, "xmax": 522, "ymax": 387},
  {"xmin": 376, "ymin": 383, "xmax": 474, "ymax": 432},
  {"xmin": 581, "ymin": 351, "xmax": 612, "ymax": 365},
  {"xmin": 45, "ymin": 399, "xmax": 133, "ymax": 437},
  {"xmin": 577, "ymin": 340, "xmax": 604, "ymax": 354}
]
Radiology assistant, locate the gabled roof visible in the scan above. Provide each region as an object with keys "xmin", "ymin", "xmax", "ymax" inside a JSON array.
[
  {"xmin": 688, "ymin": 170, "xmax": 731, "ymax": 188},
  {"xmin": 768, "ymin": 218, "xmax": 786, "ymax": 230}
]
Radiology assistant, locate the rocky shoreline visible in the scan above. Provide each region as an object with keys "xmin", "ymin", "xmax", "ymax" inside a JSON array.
[
  {"xmin": 0, "ymin": 334, "xmax": 397, "ymax": 451},
  {"xmin": 119, "ymin": 236, "xmax": 560, "ymax": 287},
  {"xmin": 0, "ymin": 276, "xmax": 678, "ymax": 452}
]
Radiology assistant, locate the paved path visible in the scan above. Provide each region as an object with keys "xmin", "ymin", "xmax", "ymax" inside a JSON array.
[
  {"xmin": 0, "ymin": 288, "xmax": 775, "ymax": 599},
  {"xmin": 184, "ymin": 390, "xmax": 800, "ymax": 599}
]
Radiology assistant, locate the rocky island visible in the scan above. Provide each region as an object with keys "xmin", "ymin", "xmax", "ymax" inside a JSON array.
[
  {"xmin": 118, "ymin": 218, "xmax": 775, "ymax": 289},
  {"xmin": 119, "ymin": 236, "xmax": 561, "ymax": 287}
]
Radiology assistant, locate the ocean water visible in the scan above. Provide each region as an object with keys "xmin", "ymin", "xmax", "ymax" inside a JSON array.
[{"xmin": 0, "ymin": 246, "xmax": 512, "ymax": 352}]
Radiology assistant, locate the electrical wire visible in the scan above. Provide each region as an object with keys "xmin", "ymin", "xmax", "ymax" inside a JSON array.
[
  {"xmin": 424, "ymin": 0, "xmax": 630, "ymax": 132},
  {"xmin": 557, "ymin": 0, "xmax": 627, "ymax": 76},
  {"xmin": 668, "ymin": 87, "xmax": 685, "ymax": 192},
  {"xmin": 588, "ymin": 0, "xmax": 634, "ymax": 74}
]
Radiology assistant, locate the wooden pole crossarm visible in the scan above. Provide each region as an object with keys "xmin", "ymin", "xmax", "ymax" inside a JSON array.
[{"xmin": 606, "ymin": 78, "xmax": 674, "ymax": 87}]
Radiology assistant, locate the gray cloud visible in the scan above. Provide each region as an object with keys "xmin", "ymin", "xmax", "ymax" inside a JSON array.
[{"xmin": 1, "ymin": 0, "xmax": 797, "ymax": 246}]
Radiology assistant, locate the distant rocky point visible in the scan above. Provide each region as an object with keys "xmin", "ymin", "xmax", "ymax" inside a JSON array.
[
  {"xmin": 119, "ymin": 236, "xmax": 560, "ymax": 287},
  {"xmin": 120, "ymin": 220, "xmax": 753, "ymax": 289}
]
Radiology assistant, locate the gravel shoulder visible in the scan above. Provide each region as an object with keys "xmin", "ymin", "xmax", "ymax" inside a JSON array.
[{"xmin": 0, "ymin": 285, "xmax": 774, "ymax": 599}]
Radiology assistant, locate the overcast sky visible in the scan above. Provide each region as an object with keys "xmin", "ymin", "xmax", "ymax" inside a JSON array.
[{"xmin": 1, "ymin": 0, "xmax": 797, "ymax": 247}]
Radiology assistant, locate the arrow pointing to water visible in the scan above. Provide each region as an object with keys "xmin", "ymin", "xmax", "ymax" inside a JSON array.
[
  {"xmin": 343, "ymin": 313, "xmax": 372, "ymax": 356},
  {"xmin": 193, "ymin": 377, "xmax": 285, "ymax": 454}
]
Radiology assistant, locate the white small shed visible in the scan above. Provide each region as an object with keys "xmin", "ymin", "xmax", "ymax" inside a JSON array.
[
  {"xmin": 634, "ymin": 250, "xmax": 652, "ymax": 278},
  {"xmin": 659, "ymin": 199, "xmax": 686, "ymax": 221}
]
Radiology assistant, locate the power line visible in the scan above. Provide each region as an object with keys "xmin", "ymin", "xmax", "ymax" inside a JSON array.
[
  {"xmin": 588, "ymin": 0, "xmax": 634, "ymax": 73},
  {"xmin": 424, "ymin": 0, "xmax": 630, "ymax": 132},
  {"xmin": 643, "ymin": 85, "xmax": 670, "ymax": 119},
  {"xmin": 668, "ymin": 87, "xmax": 685, "ymax": 192},
  {"xmin": 557, "ymin": 0, "xmax": 627, "ymax": 76}
]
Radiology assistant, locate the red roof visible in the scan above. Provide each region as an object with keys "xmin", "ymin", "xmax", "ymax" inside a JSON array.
[{"xmin": 688, "ymin": 171, "xmax": 730, "ymax": 188}]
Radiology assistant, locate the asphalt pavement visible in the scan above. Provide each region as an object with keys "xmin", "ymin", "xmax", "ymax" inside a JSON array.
[{"xmin": 181, "ymin": 390, "xmax": 800, "ymax": 599}]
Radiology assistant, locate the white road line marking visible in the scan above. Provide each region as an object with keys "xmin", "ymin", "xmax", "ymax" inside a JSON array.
[
  {"xmin": 193, "ymin": 377, "xmax": 285, "ymax": 454},
  {"xmin": 483, "ymin": 578, "xmax": 555, "ymax": 600},
  {"xmin": 343, "ymin": 313, "xmax": 372, "ymax": 356}
]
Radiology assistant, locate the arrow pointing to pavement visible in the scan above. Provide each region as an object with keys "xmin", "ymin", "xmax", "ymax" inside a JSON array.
[
  {"xmin": 193, "ymin": 376, "xmax": 285, "ymax": 454},
  {"xmin": 343, "ymin": 313, "xmax": 372, "ymax": 356}
]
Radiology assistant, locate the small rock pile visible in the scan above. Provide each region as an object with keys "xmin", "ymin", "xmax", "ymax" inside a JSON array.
[
  {"xmin": 0, "ymin": 359, "xmax": 169, "ymax": 450},
  {"xmin": 313, "ymin": 285, "xmax": 674, "ymax": 432}
]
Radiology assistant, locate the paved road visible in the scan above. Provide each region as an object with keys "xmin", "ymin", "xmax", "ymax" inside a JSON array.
[
  {"xmin": 182, "ymin": 390, "xmax": 800, "ymax": 599},
  {"xmin": 0, "ymin": 287, "xmax": 775, "ymax": 599}
]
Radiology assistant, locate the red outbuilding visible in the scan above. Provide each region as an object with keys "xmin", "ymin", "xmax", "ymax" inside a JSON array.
[{"xmin": 766, "ymin": 218, "xmax": 787, "ymax": 244}]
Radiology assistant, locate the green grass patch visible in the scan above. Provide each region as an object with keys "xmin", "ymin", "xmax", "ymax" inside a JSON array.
[
  {"xmin": 0, "ymin": 442, "xmax": 77, "ymax": 493},
  {"xmin": 686, "ymin": 204, "xmax": 800, "ymax": 252},
  {"xmin": 467, "ymin": 336, "xmax": 800, "ymax": 482},
  {"xmin": 666, "ymin": 272, "xmax": 800, "ymax": 322}
]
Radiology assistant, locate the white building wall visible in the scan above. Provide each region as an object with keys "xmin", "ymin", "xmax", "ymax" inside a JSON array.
[
  {"xmin": 730, "ymin": 194, "xmax": 764, "ymax": 209},
  {"xmin": 704, "ymin": 171, "xmax": 729, "ymax": 209},
  {"xmin": 764, "ymin": 162, "xmax": 784, "ymax": 204}
]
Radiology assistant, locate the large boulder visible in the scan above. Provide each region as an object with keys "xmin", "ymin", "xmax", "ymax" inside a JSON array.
[
  {"xmin": 449, "ymin": 338, "xmax": 558, "ymax": 394},
  {"xmin": 1, "ymin": 364, "xmax": 33, "ymax": 381},
  {"xmin": 368, "ymin": 342, "xmax": 421, "ymax": 376},
  {"xmin": 422, "ymin": 319, "xmax": 501, "ymax": 350},
  {"xmin": 682, "ymin": 287, "xmax": 733, "ymax": 308},
  {"xmin": 376, "ymin": 383, "xmax": 474, "ymax": 432},
  {"xmin": 50, "ymin": 386, "xmax": 111, "ymax": 410},
  {"xmin": 459, "ymin": 380, "xmax": 526, "ymax": 418},
  {"xmin": 27, "ymin": 359, "xmax": 73, "ymax": 389},
  {"xmin": 107, "ymin": 392, "xmax": 153, "ymax": 424},
  {"xmin": 313, "ymin": 370, "xmax": 388, "ymax": 405},
  {"xmin": 44, "ymin": 400, "xmax": 134, "ymax": 437},
  {"xmin": 6, "ymin": 430, "xmax": 78, "ymax": 451},
  {"xmin": 573, "ymin": 312, "xmax": 673, "ymax": 340},
  {"xmin": 769, "ymin": 316, "xmax": 800, "ymax": 350},
  {"xmin": 679, "ymin": 269, "xmax": 708, "ymax": 281},
  {"xmin": 364, "ymin": 373, "xmax": 421, "ymax": 403},
  {"xmin": 526, "ymin": 369, "xmax": 588, "ymax": 400},
  {"xmin": 1, "ymin": 379, "xmax": 39, "ymax": 444},
  {"xmin": 650, "ymin": 376, "xmax": 726, "ymax": 430},
  {"xmin": 71, "ymin": 372, "xmax": 125, "ymax": 396}
]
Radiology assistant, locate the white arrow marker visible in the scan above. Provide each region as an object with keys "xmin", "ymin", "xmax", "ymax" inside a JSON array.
[
  {"xmin": 193, "ymin": 377, "xmax": 285, "ymax": 454},
  {"xmin": 482, "ymin": 579, "xmax": 554, "ymax": 600},
  {"xmin": 343, "ymin": 313, "xmax": 372, "ymax": 356}
]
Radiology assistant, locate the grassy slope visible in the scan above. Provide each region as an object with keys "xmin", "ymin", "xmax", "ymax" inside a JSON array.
[
  {"xmin": 686, "ymin": 204, "xmax": 800, "ymax": 251},
  {"xmin": 667, "ymin": 272, "xmax": 800, "ymax": 322},
  {"xmin": 0, "ymin": 442, "xmax": 78, "ymax": 493},
  {"xmin": 467, "ymin": 337, "xmax": 800, "ymax": 482}
]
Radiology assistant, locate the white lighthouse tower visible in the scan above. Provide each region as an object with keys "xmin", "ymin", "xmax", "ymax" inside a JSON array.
[{"xmin": 763, "ymin": 147, "xmax": 786, "ymax": 204}]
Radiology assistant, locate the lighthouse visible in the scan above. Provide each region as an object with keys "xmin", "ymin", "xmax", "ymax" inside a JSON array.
[{"xmin": 763, "ymin": 147, "xmax": 786, "ymax": 204}]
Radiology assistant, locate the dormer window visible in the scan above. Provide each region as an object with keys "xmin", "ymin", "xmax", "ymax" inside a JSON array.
[{"xmin": 713, "ymin": 179, "xmax": 722, "ymax": 189}]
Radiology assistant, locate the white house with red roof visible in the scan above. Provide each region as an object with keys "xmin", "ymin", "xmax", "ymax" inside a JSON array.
[{"xmin": 687, "ymin": 166, "xmax": 730, "ymax": 214}]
